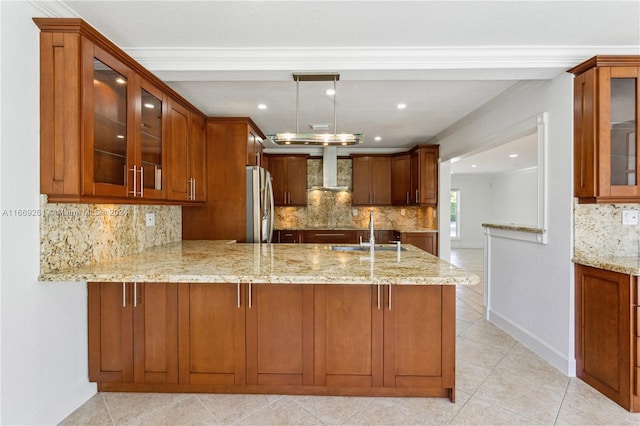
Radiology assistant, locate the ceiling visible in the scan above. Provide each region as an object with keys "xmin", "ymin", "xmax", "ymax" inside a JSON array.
[{"xmin": 40, "ymin": 1, "xmax": 640, "ymax": 169}]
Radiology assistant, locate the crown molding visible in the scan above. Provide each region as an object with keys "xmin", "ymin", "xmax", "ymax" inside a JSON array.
[
  {"xmin": 28, "ymin": 0, "xmax": 80, "ymax": 18},
  {"xmin": 124, "ymin": 45, "xmax": 640, "ymax": 72}
]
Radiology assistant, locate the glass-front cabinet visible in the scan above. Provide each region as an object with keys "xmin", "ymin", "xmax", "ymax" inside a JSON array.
[
  {"xmin": 571, "ymin": 57, "xmax": 640, "ymax": 202},
  {"xmin": 137, "ymin": 82, "xmax": 165, "ymax": 199}
]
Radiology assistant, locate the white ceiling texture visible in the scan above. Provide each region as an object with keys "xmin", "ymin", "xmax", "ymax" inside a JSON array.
[{"xmin": 42, "ymin": 1, "xmax": 640, "ymax": 173}]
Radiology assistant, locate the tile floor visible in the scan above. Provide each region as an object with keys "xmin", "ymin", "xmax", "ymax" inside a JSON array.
[{"xmin": 60, "ymin": 249, "xmax": 640, "ymax": 425}]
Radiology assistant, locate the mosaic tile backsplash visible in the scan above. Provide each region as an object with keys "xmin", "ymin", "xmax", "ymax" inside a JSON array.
[
  {"xmin": 274, "ymin": 158, "xmax": 437, "ymax": 230},
  {"xmin": 40, "ymin": 195, "xmax": 181, "ymax": 273},
  {"xmin": 574, "ymin": 200, "xmax": 640, "ymax": 258}
]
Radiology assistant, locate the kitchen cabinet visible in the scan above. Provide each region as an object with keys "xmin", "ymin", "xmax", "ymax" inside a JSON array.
[
  {"xmin": 88, "ymin": 282, "xmax": 178, "ymax": 387},
  {"xmin": 352, "ymin": 155, "xmax": 392, "ymax": 206},
  {"xmin": 391, "ymin": 153, "xmax": 412, "ymax": 205},
  {"xmin": 570, "ymin": 56, "xmax": 640, "ymax": 202},
  {"xmin": 246, "ymin": 285, "xmax": 314, "ymax": 386},
  {"xmin": 35, "ymin": 18, "xmax": 205, "ymax": 204},
  {"xmin": 356, "ymin": 230, "xmax": 396, "ymax": 245},
  {"xmin": 390, "ymin": 146, "xmax": 439, "ymax": 206},
  {"xmin": 247, "ymin": 128, "xmax": 264, "ymax": 167},
  {"xmin": 274, "ymin": 230, "xmax": 303, "ymax": 243},
  {"xmin": 182, "ymin": 118, "xmax": 267, "ymax": 241},
  {"xmin": 315, "ymin": 284, "xmax": 455, "ymax": 397},
  {"xmin": 575, "ymin": 264, "xmax": 640, "ymax": 412},
  {"xmin": 266, "ymin": 155, "xmax": 308, "ymax": 206},
  {"xmin": 166, "ymin": 101, "xmax": 207, "ymax": 202},
  {"xmin": 303, "ymin": 230, "xmax": 357, "ymax": 244},
  {"xmin": 402, "ymin": 232, "xmax": 438, "ymax": 256},
  {"xmin": 178, "ymin": 283, "xmax": 246, "ymax": 385}
]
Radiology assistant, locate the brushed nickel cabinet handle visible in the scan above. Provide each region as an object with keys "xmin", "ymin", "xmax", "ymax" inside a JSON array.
[
  {"xmin": 139, "ymin": 166, "xmax": 144, "ymax": 197},
  {"xmin": 388, "ymin": 285, "xmax": 392, "ymax": 310},
  {"xmin": 237, "ymin": 283, "xmax": 241, "ymax": 308},
  {"xmin": 122, "ymin": 282, "xmax": 126, "ymax": 307},
  {"xmin": 133, "ymin": 282, "xmax": 137, "ymax": 307},
  {"xmin": 249, "ymin": 283, "xmax": 252, "ymax": 308},
  {"xmin": 415, "ymin": 189, "xmax": 419, "ymax": 203},
  {"xmin": 129, "ymin": 166, "xmax": 137, "ymax": 197},
  {"xmin": 377, "ymin": 284, "xmax": 381, "ymax": 310}
]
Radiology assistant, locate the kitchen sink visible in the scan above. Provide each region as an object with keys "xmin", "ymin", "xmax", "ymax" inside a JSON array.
[{"xmin": 331, "ymin": 245, "xmax": 407, "ymax": 252}]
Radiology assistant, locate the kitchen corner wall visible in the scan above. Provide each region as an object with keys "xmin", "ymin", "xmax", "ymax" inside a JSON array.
[
  {"xmin": 39, "ymin": 195, "xmax": 181, "ymax": 273},
  {"xmin": 574, "ymin": 200, "xmax": 640, "ymax": 258},
  {"xmin": 274, "ymin": 158, "xmax": 437, "ymax": 230}
]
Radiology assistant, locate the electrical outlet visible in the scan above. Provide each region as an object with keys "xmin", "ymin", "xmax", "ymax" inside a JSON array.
[
  {"xmin": 352, "ymin": 209, "xmax": 358, "ymax": 216},
  {"xmin": 145, "ymin": 213, "xmax": 155, "ymax": 227},
  {"xmin": 622, "ymin": 209, "xmax": 638, "ymax": 226},
  {"xmin": 400, "ymin": 208, "xmax": 406, "ymax": 216}
]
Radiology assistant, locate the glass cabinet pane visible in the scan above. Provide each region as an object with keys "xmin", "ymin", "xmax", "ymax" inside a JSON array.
[
  {"xmin": 610, "ymin": 78, "xmax": 637, "ymax": 186},
  {"xmin": 140, "ymin": 89, "xmax": 162, "ymax": 190},
  {"xmin": 93, "ymin": 58, "xmax": 128, "ymax": 186}
]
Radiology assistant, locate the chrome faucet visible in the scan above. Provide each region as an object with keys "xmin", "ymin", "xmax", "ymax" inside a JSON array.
[{"xmin": 368, "ymin": 210, "xmax": 375, "ymax": 247}]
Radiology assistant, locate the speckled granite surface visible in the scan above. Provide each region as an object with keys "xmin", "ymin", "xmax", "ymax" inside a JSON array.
[
  {"xmin": 39, "ymin": 240, "xmax": 478, "ymax": 285},
  {"xmin": 481, "ymin": 223, "xmax": 545, "ymax": 234},
  {"xmin": 572, "ymin": 255, "xmax": 640, "ymax": 276}
]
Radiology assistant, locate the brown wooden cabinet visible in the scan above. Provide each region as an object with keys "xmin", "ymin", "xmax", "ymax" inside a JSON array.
[
  {"xmin": 35, "ymin": 18, "xmax": 206, "ymax": 205},
  {"xmin": 274, "ymin": 230, "xmax": 303, "ymax": 243},
  {"xmin": 575, "ymin": 264, "xmax": 640, "ymax": 412},
  {"xmin": 88, "ymin": 282, "xmax": 178, "ymax": 387},
  {"xmin": 247, "ymin": 129, "xmax": 264, "ymax": 167},
  {"xmin": 178, "ymin": 283, "xmax": 245, "ymax": 385},
  {"xmin": 570, "ymin": 56, "xmax": 640, "ymax": 203},
  {"xmin": 390, "ymin": 146, "xmax": 439, "ymax": 206},
  {"xmin": 352, "ymin": 155, "xmax": 392, "ymax": 206},
  {"xmin": 391, "ymin": 154, "xmax": 412, "ymax": 205},
  {"xmin": 246, "ymin": 284, "xmax": 314, "ymax": 386},
  {"xmin": 182, "ymin": 118, "xmax": 267, "ymax": 241},
  {"xmin": 401, "ymin": 232, "xmax": 438, "ymax": 256},
  {"xmin": 303, "ymin": 230, "xmax": 357, "ymax": 244},
  {"xmin": 356, "ymin": 230, "xmax": 396, "ymax": 245},
  {"xmin": 265, "ymin": 155, "xmax": 308, "ymax": 206}
]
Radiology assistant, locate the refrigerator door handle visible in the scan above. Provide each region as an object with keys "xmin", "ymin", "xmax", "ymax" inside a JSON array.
[{"xmin": 265, "ymin": 171, "xmax": 274, "ymax": 243}]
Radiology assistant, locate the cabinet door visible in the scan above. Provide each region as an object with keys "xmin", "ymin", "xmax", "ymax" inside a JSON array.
[
  {"xmin": 246, "ymin": 285, "xmax": 314, "ymax": 386},
  {"xmin": 166, "ymin": 100, "xmax": 190, "ymax": 200},
  {"xmin": 179, "ymin": 283, "xmax": 246, "ymax": 385},
  {"xmin": 267, "ymin": 156, "xmax": 287, "ymax": 206},
  {"xmin": 314, "ymin": 285, "xmax": 383, "ymax": 387},
  {"xmin": 410, "ymin": 150, "xmax": 420, "ymax": 205},
  {"xmin": 276, "ymin": 230, "xmax": 302, "ymax": 243},
  {"xmin": 352, "ymin": 157, "xmax": 372, "ymax": 205},
  {"xmin": 188, "ymin": 112, "xmax": 207, "ymax": 201},
  {"xmin": 392, "ymin": 154, "xmax": 411, "ymax": 205},
  {"xmin": 383, "ymin": 285, "xmax": 454, "ymax": 393},
  {"xmin": 418, "ymin": 147, "xmax": 439, "ymax": 204},
  {"xmin": 402, "ymin": 232, "xmax": 438, "ymax": 256},
  {"xmin": 575, "ymin": 264, "xmax": 633, "ymax": 409},
  {"xmin": 133, "ymin": 283, "xmax": 178, "ymax": 384},
  {"xmin": 135, "ymin": 78, "xmax": 165, "ymax": 200},
  {"xmin": 372, "ymin": 156, "xmax": 392, "ymax": 205},
  {"xmin": 574, "ymin": 69, "xmax": 597, "ymax": 199},
  {"xmin": 287, "ymin": 156, "xmax": 308, "ymax": 206},
  {"xmin": 84, "ymin": 43, "xmax": 134, "ymax": 198},
  {"xmin": 88, "ymin": 282, "xmax": 134, "ymax": 383}
]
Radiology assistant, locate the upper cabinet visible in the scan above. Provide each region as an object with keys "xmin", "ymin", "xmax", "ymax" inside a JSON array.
[
  {"xmin": 352, "ymin": 155, "xmax": 392, "ymax": 206},
  {"xmin": 35, "ymin": 18, "xmax": 205, "ymax": 204},
  {"xmin": 247, "ymin": 129, "xmax": 264, "ymax": 167},
  {"xmin": 391, "ymin": 145, "xmax": 439, "ymax": 206},
  {"xmin": 570, "ymin": 56, "xmax": 640, "ymax": 203},
  {"xmin": 265, "ymin": 155, "xmax": 309, "ymax": 206}
]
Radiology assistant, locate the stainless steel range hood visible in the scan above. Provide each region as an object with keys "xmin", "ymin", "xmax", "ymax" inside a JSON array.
[{"xmin": 310, "ymin": 146, "xmax": 349, "ymax": 191}]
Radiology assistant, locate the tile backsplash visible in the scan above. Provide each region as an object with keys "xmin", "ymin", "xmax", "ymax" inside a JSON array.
[
  {"xmin": 574, "ymin": 200, "xmax": 640, "ymax": 258},
  {"xmin": 40, "ymin": 195, "xmax": 181, "ymax": 273},
  {"xmin": 274, "ymin": 158, "xmax": 437, "ymax": 230}
]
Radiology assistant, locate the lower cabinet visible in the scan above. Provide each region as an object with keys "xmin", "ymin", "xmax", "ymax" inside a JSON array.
[
  {"xmin": 401, "ymin": 232, "xmax": 438, "ymax": 256},
  {"xmin": 88, "ymin": 282, "xmax": 178, "ymax": 386},
  {"xmin": 89, "ymin": 282, "xmax": 454, "ymax": 399},
  {"xmin": 575, "ymin": 264, "xmax": 640, "ymax": 412}
]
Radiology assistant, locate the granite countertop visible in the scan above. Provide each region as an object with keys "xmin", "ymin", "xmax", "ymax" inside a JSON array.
[
  {"xmin": 39, "ymin": 240, "xmax": 478, "ymax": 286},
  {"xmin": 573, "ymin": 254, "xmax": 640, "ymax": 276}
]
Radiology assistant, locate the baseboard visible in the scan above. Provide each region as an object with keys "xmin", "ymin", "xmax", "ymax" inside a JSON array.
[
  {"xmin": 26, "ymin": 380, "xmax": 97, "ymax": 425},
  {"xmin": 487, "ymin": 308, "xmax": 576, "ymax": 376}
]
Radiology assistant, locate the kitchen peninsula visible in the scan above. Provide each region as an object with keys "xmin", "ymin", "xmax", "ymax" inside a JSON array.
[{"xmin": 40, "ymin": 241, "xmax": 477, "ymax": 402}]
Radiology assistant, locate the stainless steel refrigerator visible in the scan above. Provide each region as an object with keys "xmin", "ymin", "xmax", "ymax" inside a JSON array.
[{"xmin": 246, "ymin": 166, "xmax": 274, "ymax": 243}]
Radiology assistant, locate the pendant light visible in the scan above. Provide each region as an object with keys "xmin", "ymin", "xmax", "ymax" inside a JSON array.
[{"xmin": 268, "ymin": 73, "xmax": 364, "ymax": 146}]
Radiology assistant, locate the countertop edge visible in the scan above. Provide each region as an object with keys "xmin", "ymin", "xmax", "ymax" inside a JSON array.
[{"xmin": 573, "ymin": 256, "xmax": 640, "ymax": 276}]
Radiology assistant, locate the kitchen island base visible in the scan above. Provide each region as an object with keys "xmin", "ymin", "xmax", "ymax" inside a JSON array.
[{"xmin": 89, "ymin": 282, "xmax": 456, "ymax": 402}]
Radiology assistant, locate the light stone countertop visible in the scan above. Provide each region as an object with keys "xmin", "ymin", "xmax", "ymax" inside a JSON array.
[
  {"xmin": 39, "ymin": 240, "xmax": 478, "ymax": 285},
  {"xmin": 573, "ymin": 254, "xmax": 640, "ymax": 276}
]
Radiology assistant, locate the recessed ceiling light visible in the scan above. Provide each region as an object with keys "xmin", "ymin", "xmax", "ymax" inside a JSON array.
[
  {"xmin": 397, "ymin": 103, "xmax": 407, "ymax": 109},
  {"xmin": 326, "ymin": 89, "xmax": 336, "ymax": 96},
  {"xmin": 471, "ymin": 164, "xmax": 477, "ymax": 168},
  {"xmin": 509, "ymin": 154, "xmax": 519, "ymax": 158},
  {"xmin": 258, "ymin": 104, "xmax": 267, "ymax": 109},
  {"xmin": 374, "ymin": 136, "xmax": 381, "ymax": 141}
]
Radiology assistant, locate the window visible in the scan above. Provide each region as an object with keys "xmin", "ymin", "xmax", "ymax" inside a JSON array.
[{"xmin": 450, "ymin": 189, "xmax": 460, "ymax": 239}]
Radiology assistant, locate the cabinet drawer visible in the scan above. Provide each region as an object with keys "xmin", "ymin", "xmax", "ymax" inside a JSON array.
[{"xmin": 303, "ymin": 230, "xmax": 357, "ymax": 244}]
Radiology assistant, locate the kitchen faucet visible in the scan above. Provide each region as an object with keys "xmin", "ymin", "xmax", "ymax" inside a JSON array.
[{"xmin": 360, "ymin": 210, "xmax": 375, "ymax": 251}]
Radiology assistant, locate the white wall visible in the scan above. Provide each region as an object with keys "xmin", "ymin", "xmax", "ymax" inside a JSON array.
[
  {"xmin": 1, "ymin": 2, "xmax": 95, "ymax": 424},
  {"xmin": 489, "ymin": 168, "xmax": 538, "ymax": 226},
  {"xmin": 451, "ymin": 174, "xmax": 492, "ymax": 248},
  {"xmin": 434, "ymin": 77, "xmax": 575, "ymax": 375}
]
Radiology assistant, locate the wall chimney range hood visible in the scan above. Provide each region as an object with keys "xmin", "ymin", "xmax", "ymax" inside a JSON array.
[
  {"xmin": 310, "ymin": 146, "xmax": 349, "ymax": 192},
  {"xmin": 268, "ymin": 73, "xmax": 364, "ymax": 146}
]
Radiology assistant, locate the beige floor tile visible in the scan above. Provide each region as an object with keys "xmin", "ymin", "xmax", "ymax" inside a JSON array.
[
  {"xmin": 292, "ymin": 395, "xmax": 373, "ymax": 425},
  {"xmin": 455, "ymin": 358, "xmax": 493, "ymax": 394},
  {"xmin": 456, "ymin": 304, "xmax": 483, "ymax": 324},
  {"xmin": 384, "ymin": 390, "xmax": 471, "ymax": 425},
  {"xmin": 458, "ymin": 320, "xmax": 516, "ymax": 353},
  {"xmin": 234, "ymin": 396, "xmax": 324, "ymax": 426},
  {"xmin": 340, "ymin": 398, "xmax": 425, "ymax": 425},
  {"xmin": 555, "ymin": 378, "xmax": 640, "ymax": 425},
  {"xmin": 473, "ymin": 369, "xmax": 564, "ymax": 424},
  {"xmin": 448, "ymin": 395, "xmax": 540, "ymax": 425},
  {"xmin": 59, "ymin": 394, "xmax": 113, "ymax": 426},
  {"xmin": 197, "ymin": 394, "xmax": 283, "ymax": 425},
  {"xmin": 102, "ymin": 392, "xmax": 192, "ymax": 426},
  {"xmin": 125, "ymin": 395, "xmax": 217, "ymax": 426},
  {"xmin": 456, "ymin": 336, "xmax": 507, "ymax": 368},
  {"xmin": 456, "ymin": 319, "xmax": 473, "ymax": 336},
  {"xmin": 495, "ymin": 346, "xmax": 569, "ymax": 394}
]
